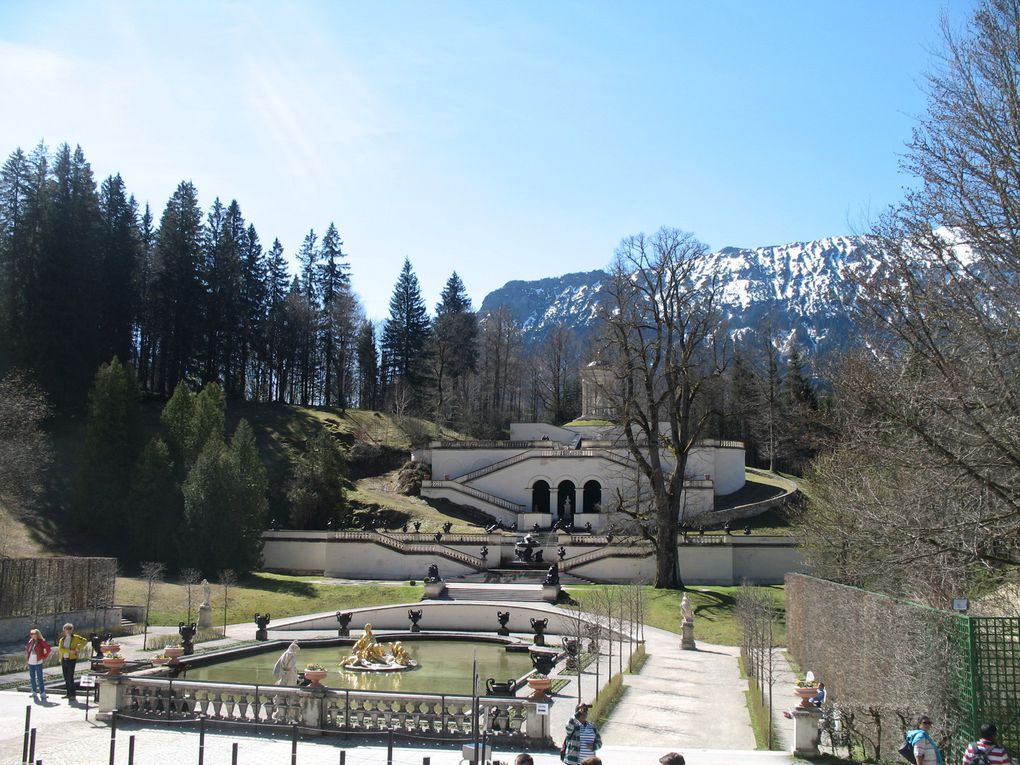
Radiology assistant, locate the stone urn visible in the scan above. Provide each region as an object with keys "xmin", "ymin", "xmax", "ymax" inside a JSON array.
[
  {"xmin": 408, "ymin": 609, "xmax": 423, "ymax": 633},
  {"xmin": 530, "ymin": 617, "xmax": 548, "ymax": 647},
  {"xmin": 527, "ymin": 676, "xmax": 552, "ymax": 699},
  {"xmin": 794, "ymin": 686, "xmax": 817, "ymax": 707},
  {"xmin": 100, "ymin": 642, "xmax": 121, "ymax": 655},
  {"xmin": 163, "ymin": 646, "xmax": 185, "ymax": 660},
  {"xmin": 102, "ymin": 656, "xmax": 126, "ymax": 675},
  {"xmin": 303, "ymin": 668, "xmax": 328, "ymax": 687}
]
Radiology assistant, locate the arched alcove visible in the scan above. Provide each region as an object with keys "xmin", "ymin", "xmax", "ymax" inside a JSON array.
[
  {"xmin": 531, "ymin": 480, "xmax": 550, "ymax": 514},
  {"xmin": 557, "ymin": 480, "xmax": 577, "ymax": 521},
  {"xmin": 583, "ymin": 480, "xmax": 602, "ymax": 513}
]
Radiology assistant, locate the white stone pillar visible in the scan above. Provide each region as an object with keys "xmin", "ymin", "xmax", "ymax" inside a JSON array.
[
  {"xmin": 791, "ymin": 707, "xmax": 822, "ymax": 758},
  {"xmin": 96, "ymin": 676, "xmax": 125, "ymax": 722},
  {"xmin": 681, "ymin": 619, "xmax": 696, "ymax": 650}
]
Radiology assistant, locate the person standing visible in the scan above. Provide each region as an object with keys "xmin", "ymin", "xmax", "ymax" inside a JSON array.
[
  {"xmin": 907, "ymin": 716, "xmax": 945, "ymax": 765},
  {"xmin": 26, "ymin": 629, "xmax": 51, "ymax": 702},
  {"xmin": 561, "ymin": 703, "xmax": 602, "ymax": 765},
  {"xmin": 962, "ymin": 723, "xmax": 1010, "ymax": 764},
  {"xmin": 57, "ymin": 623, "xmax": 87, "ymax": 702}
]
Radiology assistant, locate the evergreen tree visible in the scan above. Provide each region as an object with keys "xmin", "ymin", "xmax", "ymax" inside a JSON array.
[
  {"xmin": 431, "ymin": 272, "xmax": 478, "ymax": 423},
  {"xmin": 126, "ymin": 436, "xmax": 182, "ymax": 567},
  {"xmin": 296, "ymin": 230, "xmax": 320, "ymax": 403},
  {"xmin": 264, "ymin": 239, "xmax": 290, "ymax": 401},
  {"xmin": 135, "ymin": 203, "xmax": 157, "ymax": 390},
  {"xmin": 74, "ymin": 357, "xmax": 142, "ymax": 541},
  {"xmin": 150, "ymin": 181, "xmax": 204, "ymax": 394},
  {"xmin": 191, "ymin": 381, "xmax": 226, "ymax": 461},
  {"xmin": 238, "ymin": 223, "xmax": 266, "ymax": 398},
  {"xmin": 356, "ymin": 320, "xmax": 379, "ymax": 410},
  {"xmin": 37, "ymin": 144, "xmax": 104, "ymax": 410},
  {"xmin": 97, "ymin": 174, "xmax": 139, "ymax": 366},
  {"xmin": 181, "ymin": 438, "xmax": 240, "ymax": 572},
  {"xmin": 381, "ymin": 258, "xmax": 432, "ymax": 411},
  {"xmin": 286, "ymin": 429, "xmax": 347, "ymax": 529},
  {"xmin": 161, "ymin": 381, "xmax": 195, "ymax": 479},
  {"xmin": 230, "ymin": 418, "xmax": 268, "ymax": 569}
]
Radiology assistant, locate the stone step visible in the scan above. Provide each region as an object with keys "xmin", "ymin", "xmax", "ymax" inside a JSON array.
[{"xmin": 443, "ymin": 583, "xmax": 549, "ymax": 602}]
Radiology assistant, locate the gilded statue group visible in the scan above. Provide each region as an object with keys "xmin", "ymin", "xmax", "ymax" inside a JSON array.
[{"xmin": 339, "ymin": 623, "xmax": 415, "ymax": 670}]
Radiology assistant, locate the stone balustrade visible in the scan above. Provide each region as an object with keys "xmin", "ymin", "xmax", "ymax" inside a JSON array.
[{"xmin": 97, "ymin": 675, "xmax": 549, "ymax": 742}]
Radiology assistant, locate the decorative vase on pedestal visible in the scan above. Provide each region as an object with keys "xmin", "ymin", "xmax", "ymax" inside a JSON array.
[{"xmin": 527, "ymin": 676, "xmax": 552, "ymax": 699}]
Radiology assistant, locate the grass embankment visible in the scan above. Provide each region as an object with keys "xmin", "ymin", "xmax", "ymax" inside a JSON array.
[
  {"xmin": 564, "ymin": 585, "xmax": 786, "ymax": 647},
  {"xmin": 115, "ymin": 572, "xmax": 423, "ymax": 627},
  {"xmin": 349, "ymin": 471, "xmax": 487, "ymax": 532}
]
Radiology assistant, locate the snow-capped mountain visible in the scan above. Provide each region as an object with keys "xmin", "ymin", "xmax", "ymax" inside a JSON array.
[{"xmin": 478, "ymin": 235, "xmax": 879, "ymax": 357}]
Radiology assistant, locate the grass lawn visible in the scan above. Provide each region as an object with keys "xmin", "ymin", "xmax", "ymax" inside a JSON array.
[
  {"xmin": 115, "ymin": 572, "xmax": 423, "ymax": 627},
  {"xmin": 349, "ymin": 471, "xmax": 488, "ymax": 532},
  {"xmin": 564, "ymin": 584, "xmax": 786, "ymax": 647}
]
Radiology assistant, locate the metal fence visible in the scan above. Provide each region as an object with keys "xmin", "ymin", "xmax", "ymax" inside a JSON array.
[{"xmin": 0, "ymin": 557, "xmax": 117, "ymax": 618}]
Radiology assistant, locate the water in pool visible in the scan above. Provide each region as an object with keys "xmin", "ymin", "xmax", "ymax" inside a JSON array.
[{"xmin": 183, "ymin": 640, "xmax": 532, "ymax": 695}]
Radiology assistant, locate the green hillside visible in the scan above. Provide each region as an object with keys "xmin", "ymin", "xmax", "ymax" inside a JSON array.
[{"xmin": 13, "ymin": 402, "xmax": 471, "ymax": 559}]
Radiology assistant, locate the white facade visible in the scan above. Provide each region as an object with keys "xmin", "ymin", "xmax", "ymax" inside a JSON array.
[{"xmin": 418, "ymin": 421, "xmax": 745, "ymax": 529}]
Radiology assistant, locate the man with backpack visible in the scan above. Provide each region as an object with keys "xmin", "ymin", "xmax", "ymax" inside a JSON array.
[{"xmin": 962, "ymin": 723, "xmax": 1010, "ymax": 764}]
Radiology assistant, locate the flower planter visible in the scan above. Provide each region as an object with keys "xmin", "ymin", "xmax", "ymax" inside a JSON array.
[
  {"xmin": 794, "ymin": 686, "xmax": 817, "ymax": 707},
  {"xmin": 100, "ymin": 643, "xmax": 121, "ymax": 655},
  {"xmin": 102, "ymin": 657, "xmax": 127, "ymax": 676},
  {"xmin": 527, "ymin": 676, "xmax": 552, "ymax": 700},
  {"xmin": 151, "ymin": 657, "xmax": 170, "ymax": 666},
  {"xmin": 163, "ymin": 646, "xmax": 184, "ymax": 660},
  {"xmin": 304, "ymin": 670, "xmax": 328, "ymax": 687}
]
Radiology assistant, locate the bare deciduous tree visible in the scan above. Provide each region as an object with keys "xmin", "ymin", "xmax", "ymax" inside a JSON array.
[
  {"xmin": 598, "ymin": 228, "xmax": 728, "ymax": 588},
  {"xmin": 218, "ymin": 568, "xmax": 237, "ymax": 636},
  {"xmin": 181, "ymin": 567, "xmax": 201, "ymax": 624},
  {"xmin": 803, "ymin": 0, "xmax": 1020, "ymax": 604},
  {"xmin": 140, "ymin": 561, "xmax": 165, "ymax": 650}
]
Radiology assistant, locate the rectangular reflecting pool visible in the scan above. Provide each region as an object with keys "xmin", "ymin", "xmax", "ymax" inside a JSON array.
[{"xmin": 182, "ymin": 639, "xmax": 533, "ymax": 695}]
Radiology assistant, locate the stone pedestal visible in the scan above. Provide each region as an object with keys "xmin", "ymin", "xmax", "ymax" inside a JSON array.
[
  {"xmin": 96, "ymin": 675, "xmax": 124, "ymax": 722},
  {"xmin": 424, "ymin": 580, "xmax": 446, "ymax": 599},
  {"xmin": 525, "ymin": 700, "xmax": 552, "ymax": 741},
  {"xmin": 198, "ymin": 604, "xmax": 213, "ymax": 629},
  {"xmin": 791, "ymin": 707, "xmax": 822, "ymax": 758},
  {"xmin": 300, "ymin": 687, "xmax": 326, "ymax": 735},
  {"xmin": 681, "ymin": 620, "xmax": 696, "ymax": 650},
  {"xmin": 542, "ymin": 583, "xmax": 560, "ymax": 603}
]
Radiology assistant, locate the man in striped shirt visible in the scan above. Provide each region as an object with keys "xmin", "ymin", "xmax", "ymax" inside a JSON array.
[{"xmin": 962, "ymin": 723, "xmax": 1010, "ymax": 765}]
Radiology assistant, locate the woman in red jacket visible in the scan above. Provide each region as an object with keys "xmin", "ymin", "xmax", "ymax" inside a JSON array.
[{"xmin": 26, "ymin": 628, "xmax": 51, "ymax": 701}]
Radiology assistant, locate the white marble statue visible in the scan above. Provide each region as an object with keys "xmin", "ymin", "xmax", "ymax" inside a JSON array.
[
  {"xmin": 201, "ymin": 579, "xmax": 212, "ymax": 608},
  {"xmin": 681, "ymin": 593, "xmax": 694, "ymax": 624},
  {"xmin": 273, "ymin": 642, "xmax": 300, "ymax": 686}
]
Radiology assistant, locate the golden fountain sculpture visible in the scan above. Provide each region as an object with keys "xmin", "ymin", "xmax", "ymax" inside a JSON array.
[{"xmin": 340, "ymin": 624, "xmax": 418, "ymax": 672}]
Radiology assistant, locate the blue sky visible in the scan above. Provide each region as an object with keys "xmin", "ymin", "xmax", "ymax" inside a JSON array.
[{"xmin": 0, "ymin": 1, "xmax": 975, "ymax": 320}]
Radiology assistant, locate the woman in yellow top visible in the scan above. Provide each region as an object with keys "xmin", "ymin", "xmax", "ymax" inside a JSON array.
[{"xmin": 57, "ymin": 623, "xmax": 88, "ymax": 701}]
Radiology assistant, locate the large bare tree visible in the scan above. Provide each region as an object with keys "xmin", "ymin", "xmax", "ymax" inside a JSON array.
[
  {"xmin": 599, "ymin": 228, "xmax": 727, "ymax": 588},
  {"xmin": 803, "ymin": 0, "xmax": 1020, "ymax": 604}
]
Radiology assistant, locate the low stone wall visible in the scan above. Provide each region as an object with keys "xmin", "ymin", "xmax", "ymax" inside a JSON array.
[{"xmin": 262, "ymin": 532, "xmax": 805, "ymax": 585}]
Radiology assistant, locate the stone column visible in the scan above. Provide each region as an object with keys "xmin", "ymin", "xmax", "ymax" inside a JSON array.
[
  {"xmin": 542, "ymin": 583, "xmax": 560, "ymax": 602},
  {"xmin": 96, "ymin": 676, "xmax": 125, "ymax": 722},
  {"xmin": 791, "ymin": 707, "xmax": 822, "ymax": 758}
]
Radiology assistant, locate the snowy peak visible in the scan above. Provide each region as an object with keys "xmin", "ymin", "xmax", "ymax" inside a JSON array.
[{"xmin": 479, "ymin": 236, "xmax": 878, "ymax": 355}]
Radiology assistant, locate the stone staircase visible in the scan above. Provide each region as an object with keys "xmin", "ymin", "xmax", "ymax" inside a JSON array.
[{"xmin": 441, "ymin": 582, "xmax": 549, "ymax": 602}]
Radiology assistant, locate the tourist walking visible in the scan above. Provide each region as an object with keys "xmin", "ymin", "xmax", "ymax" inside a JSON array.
[
  {"xmin": 962, "ymin": 723, "xmax": 1010, "ymax": 764},
  {"xmin": 906, "ymin": 716, "xmax": 945, "ymax": 765},
  {"xmin": 57, "ymin": 623, "xmax": 87, "ymax": 702},
  {"xmin": 26, "ymin": 628, "xmax": 51, "ymax": 702},
  {"xmin": 561, "ymin": 703, "xmax": 602, "ymax": 764}
]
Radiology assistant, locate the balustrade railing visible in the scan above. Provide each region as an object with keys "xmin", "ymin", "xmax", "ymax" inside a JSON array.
[{"xmin": 115, "ymin": 677, "xmax": 536, "ymax": 739}]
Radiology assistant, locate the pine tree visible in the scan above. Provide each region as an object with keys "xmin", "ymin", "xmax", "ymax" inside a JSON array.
[
  {"xmin": 97, "ymin": 174, "xmax": 140, "ymax": 366},
  {"xmin": 74, "ymin": 357, "xmax": 143, "ymax": 542},
  {"xmin": 161, "ymin": 381, "xmax": 195, "ymax": 480},
  {"xmin": 381, "ymin": 258, "xmax": 432, "ymax": 411},
  {"xmin": 230, "ymin": 419, "xmax": 268, "ymax": 569},
  {"xmin": 151, "ymin": 181, "xmax": 204, "ymax": 394},
  {"xmin": 181, "ymin": 438, "xmax": 238, "ymax": 572},
  {"xmin": 264, "ymin": 239, "xmax": 290, "ymax": 401},
  {"xmin": 238, "ymin": 224, "xmax": 266, "ymax": 398},
  {"xmin": 286, "ymin": 429, "xmax": 347, "ymax": 529},
  {"xmin": 126, "ymin": 436, "xmax": 182, "ymax": 567},
  {"xmin": 296, "ymin": 230, "xmax": 320, "ymax": 404},
  {"xmin": 192, "ymin": 382, "xmax": 227, "ymax": 461},
  {"xmin": 431, "ymin": 272, "xmax": 478, "ymax": 423},
  {"xmin": 356, "ymin": 320, "xmax": 379, "ymax": 410}
]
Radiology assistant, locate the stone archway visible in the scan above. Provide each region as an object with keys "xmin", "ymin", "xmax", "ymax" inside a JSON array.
[
  {"xmin": 583, "ymin": 480, "xmax": 602, "ymax": 514},
  {"xmin": 532, "ymin": 480, "xmax": 550, "ymax": 514}
]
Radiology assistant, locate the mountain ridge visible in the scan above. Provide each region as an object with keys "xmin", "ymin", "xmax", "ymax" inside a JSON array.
[{"xmin": 477, "ymin": 235, "xmax": 878, "ymax": 356}]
